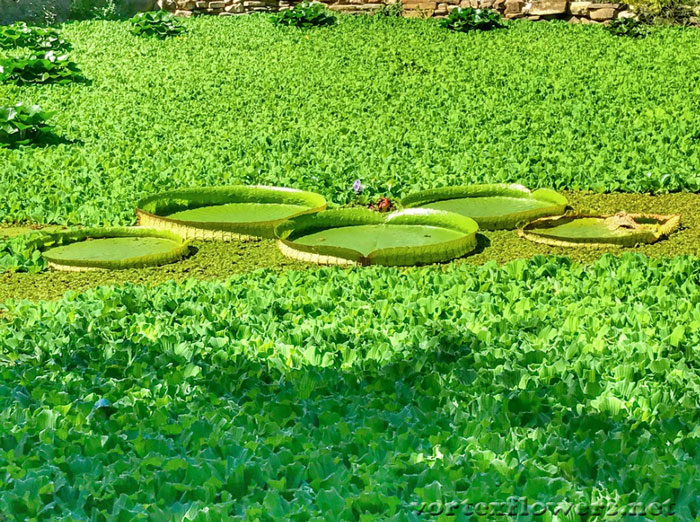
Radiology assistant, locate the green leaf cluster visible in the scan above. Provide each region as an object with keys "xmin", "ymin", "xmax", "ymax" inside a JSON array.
[
  {"xmin": 274, "ymin": 2, "xmax": 336, "ymax": 28},
  {"xmin": 439, "ymin": 7, "xmax": 505, "ymax": 32},
  {"xmin": 0, "ymin": 103, "xmax": 56, "ymax": 149},
  {"xmin": 0, "ymin": 22, "xmax": 71, "ymax": 52},
  {"xmin": 1, "ymin": 254, "xmax": 699, "ymax": 518},
  {"xmin": 0, "ymin": 51, "xmax": 83, "ymax": 85},
  {"xmin": 605, "ymin": 17, "xmax": 649, "ymax": 37},
  {"xmin": 129, "ymin": 11, "xmax": 186, "ymax": 39}
]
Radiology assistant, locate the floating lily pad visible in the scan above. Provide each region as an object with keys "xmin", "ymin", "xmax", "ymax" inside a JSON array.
[
  {"xmin": 276, "ymin": 208, "xmax": 478, "ymax": 266},
  {"xmin": 41, "ymin": 227, "xmax": 189, "ymax": 271},
  {"xmin": 401, "ymin": 184, "xmax": 568, "ymax": 230},
  {"xmin": 137, "ymin": 185, "xmax": 327, "ymax": 240},
  {"xmin": 518, "ymin": 212, "xmax": 681, "ymax": 248}
]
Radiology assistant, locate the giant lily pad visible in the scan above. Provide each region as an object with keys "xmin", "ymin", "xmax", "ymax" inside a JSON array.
[
  {"xmin": 401, "ymin": 184, "xmax": 568, "ymax": 230},
  {"xmin": 41, "ymin": 227, "xmax": 190, "ymax": 271},
  {"xmin": 518, "ymin": 212, "xmax": 681, "ymax": 248},
  {"xmin": 137, "ymin": 185, "xmax": 327, "ymax": 240},
  {"xmin": 276, "ymin": 208, "xmax": 478, "ymax": 266}
]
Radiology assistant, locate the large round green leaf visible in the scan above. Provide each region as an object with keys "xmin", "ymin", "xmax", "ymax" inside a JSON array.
[
  {"xmin": 401, "ymin": 184, "xmax": 568, "ymax": 230},
  {"xmin": 41, "ymin": 227, "xmax": 190, "ymax": 271},
  {"xmin": 276, "ymin": 208, "xmax": 478, "ymax": 266},
  {"xmin": 137, "ymin": 185, "xmax": 327, "ymax": 240},
  {"xmin": 518, "ymin": 212, "xmax": 681, "ymax": 248}
]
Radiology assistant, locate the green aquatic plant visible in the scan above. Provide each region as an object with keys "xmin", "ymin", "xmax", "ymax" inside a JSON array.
[
  {"xmin": 440, "ymin": 7, "xmax": 505, "ymax": 32},
  {"xmin": 276, "ymin": 207, "xmax": 478, "ymax": 265},
  {"xmin": 605, "ymin": 17, "xmax": 649, "ymax": 37},
  {"xmin": 0, "ymin": 103, "xmax": 56, "ymax": 149},
  {"xmin": 41, "ymin": 227, "xmax": 190, "ymax": 270},
  {"xmin": 130, "ymin": 11, "xmax": 185, "ymax": 38},
  {"xmin": 0, "ymin": 51, "xmax": 83, "ymax": 85},
  {"xmin": 137, "ymin": 185, "xmax": 327, "ymax": 240},
  {"xmin": 0, "ymin": 22, "xmax": 71, "ymax": 52},
  {"xmin": 1, "ymin": 18, "xmax": 700, "ymax": 226},
  {"xmin": 273, "ymin": 2, "xmax": 336, "ymax": 28},
  {"xmin": 402, "ymin": 184, "xmax": 568, "ymax": 230},
  {"xmin": 0, "ymin": 254, "xmax": 699, "ymax": 518},
  {"xmin": 519, "ymin": 212, "xmax": 680, "ymax": 247}
]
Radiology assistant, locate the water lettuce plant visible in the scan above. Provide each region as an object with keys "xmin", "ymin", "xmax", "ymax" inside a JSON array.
[
  {"xmin": 0, "ymin": 51, "xmax": 83, "ymax": 85},
  {"xmin": 273, "ymin": 2, "xmax": 336, "ymax": 28},
  {"xmin": 1, "ymin": 254, "xmax": 699, "ymax": 518},
  {"xmin": 0, "ymin": 103, "xmax": 56, "ymax": 149},
  {"xmin": 130, "ymin": 11, "xmax": 185, "ymax": 38}
]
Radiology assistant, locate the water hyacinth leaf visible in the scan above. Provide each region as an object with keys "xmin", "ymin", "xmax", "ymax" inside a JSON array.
[
  {"xmin": 276, "ymin": 208, "xmax": 478, "ymax": 266},
  {"xmin": 137, "ymin": 185, "xmax": 327, "ymax": 241},
  {"xmin": 518, "ymin": 212, "xmax": 680, "ymax": 248},
  {"xmin": 401, "ymin": 184, "xmax": 568, "ymax": 230}
]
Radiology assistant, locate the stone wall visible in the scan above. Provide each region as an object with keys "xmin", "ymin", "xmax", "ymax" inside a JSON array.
[{"xmin": 158, "ymin": 0, "xmax": 633, "ymax": 22}]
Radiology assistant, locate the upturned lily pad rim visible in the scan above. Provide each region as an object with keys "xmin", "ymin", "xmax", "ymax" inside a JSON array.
[
  {"xmin": 400, "ymin": 183, "xmax": 568, "ymax": 230},
  {"xmin": 276, "ymin": 208, "xmax": 479, "ymax": 266},
  {"xmin": 41, "ymin": 226, "xmax": 190, "ymax": 271},
  {"xmin": 518, "ymin": 212, "xmax": 681, "ymax": 248},
  {"xmin": 136, "ymin": 185, "xmax": 327, "ymax": 240}
]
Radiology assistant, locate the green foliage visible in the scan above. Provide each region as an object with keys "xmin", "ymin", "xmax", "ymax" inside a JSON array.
[
  {"xmin": 0, "ymin": 103, "xmax": 56, "ymax": 149},
  {"xmin": 1, "ymin": 18, "xmax": 700, "ymax": 226},
  {"xmin": 69, "ymin": 0, "xmax": 121, "ymax": 21},
  {"xmin": 605, "ymin": 17, "xmax": 649, "ymax": 37},
  {"xmin": 1, "ymin": 254, "xmax": 699, "ymax": 518},
  {"xmin": 0, "ymin": 231, "xmax": 47, "ymax": 273},
  {"xmin": 0, "ymin": 22, "xmax": 71, "ymax": 52},
  {"xmin": 0, "ymin": 51, "xmax": 83, "ymax": 85},
  {"xmin": 439, "ymin": 7, "xmax": 505, "ymax": 32},
  {"xmin": 375, "ymin": 1, "xmax": 404, "ymax": 17},
  {"xmin": 274, "ymin": 2, "xmax": 336, "ymax": 28},
  {"xmin": 130, "ymin": 10, "xmax": 186, "ymax": 38},
  {"xmin": 630, "ymin": 0, "xmax": 699, "ymax": 23}
]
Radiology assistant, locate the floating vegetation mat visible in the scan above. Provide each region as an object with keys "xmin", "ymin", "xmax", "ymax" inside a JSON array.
[
  {"xmin": 519, "ymin": 212, "xmax": 681, "ymax": 248},
  {"xmin": 137, "ymin": 185, "xmax": 327, "ymax": 241},
  {"xmin": 276, "ymin": 208, "xmax": 478, "ymax": 266},
  {"xmin": 401, "ymin": 184, "xmax": 568, "ymax": 230},
  {"xmin": 41, "ymin": 227, "xmax": 190, "ymax": 271}
]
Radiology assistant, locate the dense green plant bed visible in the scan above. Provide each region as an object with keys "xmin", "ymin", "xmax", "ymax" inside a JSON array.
[
  {"xmin": 1, "ymin": 254, "xmax": 699, "ymax": 519},
  {"xmin": 0, "ymin": 17, "xmax": 699, "ymax": 226}
]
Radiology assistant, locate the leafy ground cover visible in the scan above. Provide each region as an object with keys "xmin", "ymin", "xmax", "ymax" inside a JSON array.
[
  {"xmin": 1, "ymin": 253, "xmax": 699, "ymax": 520},
  {"xmin": 3, "ymin": 191, "xmax": 700, "ymax": 301},
  {"xmin": 0, "ymin": 17, "xmax": 699, "ymax": 226}
]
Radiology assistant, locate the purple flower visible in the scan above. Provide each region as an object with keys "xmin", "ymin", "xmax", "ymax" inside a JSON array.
[{"xmin": 352, "ymin": 179, "xmax": 364, "ymax": 195}]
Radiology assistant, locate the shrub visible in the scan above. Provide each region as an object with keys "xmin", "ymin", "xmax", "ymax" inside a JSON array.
[
  {"xmin": 439, "ymin": 7, "xmax": 505, "ymax": 31},
  {"xmin": 130, "ymin": 11, "xmax": 186, "ymax": 38},
  {"xmin": 274, "ymin": 2, "xmax": 336, "ymax": 28},
  {"xmin": 375, "ymin": 1, "xmax": 404, "ymax": 16},
  {"xmin": 0, "ymin": 22, "xmax": 71, "ymax": 52},
  {"xmin": 0, "ymin": 51, "xmax": 83, "ymax": 85},
  {"xmin": 605, "ymin": 17, "xmax": 649, "ymax": 36},
  {"xmin": 0, "ymin": 103, "xmax": 56, "ymax": 149},
  {"xmin": 630, "ymin": 0, "xmax": 699, "ymax": 23}
]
